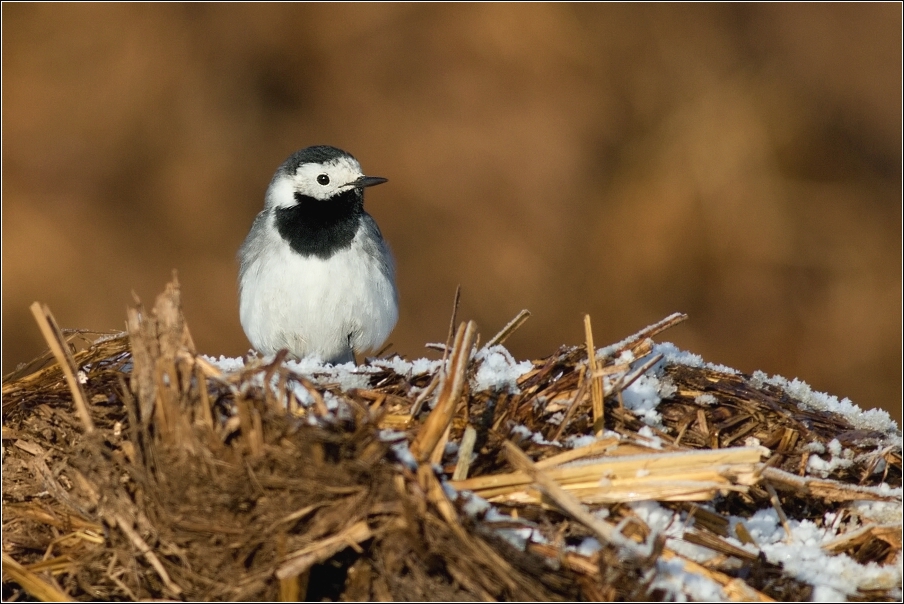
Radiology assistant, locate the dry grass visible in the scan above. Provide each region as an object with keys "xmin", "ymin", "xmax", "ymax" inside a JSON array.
[{"xmin": 2, "ymin": 279, "xmax": 900, "ymax": 601}]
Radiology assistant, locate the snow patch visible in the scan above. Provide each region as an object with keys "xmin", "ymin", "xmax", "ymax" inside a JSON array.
[
  {"xmin": 621, "ymin": 374, "xmax": 664, "ymax": 427},
  {"xmin": 471, "ymin": 345, "xmax": 534, "ymax": 393}
]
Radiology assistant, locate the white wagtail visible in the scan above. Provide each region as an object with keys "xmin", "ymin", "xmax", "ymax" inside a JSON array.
[{"xmin": 238, "ymin": 145, "xmax": 398, "ymax": 365}]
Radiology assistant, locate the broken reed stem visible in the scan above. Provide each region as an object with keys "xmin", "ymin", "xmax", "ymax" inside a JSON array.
[
  {"xmin": 656, "ymin": 548, "xmax": 773, "ymax": 602},
  {"xmin": 760, "ymin": 466, "xmax": 900, "ymax": 502},
  {"xmin": 551, "ymin": 366, "xmax": 590, "ymax": 442},
  {"xmin": 410, "ymin": 374, "xmax": 439, "ymax": 417},
  {"xmin": 764, "ymin": 482, "xmax": 793, "ymax": 540},
  {"xmin": 430, "ymin": 423, "xmax": 452, "ymax": 466},
  {"xmin": 601, "ymin": 353, "xmax": 664, "ymax": 396},
  {"xmin": 502, "ymin": 442, "xmax": 645, "ymax": 557},
  {"xmin": 295, "ymin": 377, "xmax": 329, "ymax": 417},
  {"xmin": 584, "ymin": 315, "xmax": 604, "ymax": 435},
  {"xmin": 454, "ymin": 446, "xmax": 764, "ymax": 500},
  {"xmin": 235, "ymin": 396, "xmax": 264, "ymax": 457},
  {"xmin": 114, "ymin": 513, "xmax": 182, "ymax": 596},
  {"xmin": 452, "ymin": 426, "xmax": 478, "ymax": 481},
  {"xmin": 194, "ymin": 363, "xmax": 214, "ymax": 430},
  {"xmin": 534, "ymin": 437, "xmax": 620, "ymax": 469},
  {"xmin": 276, "ymin": 535, "xmax": 301, "ymax": 602},
  {"xmin": 513, "ymin": 466, "xmax": 761, "ymax": 598},
  {"xmin": 822, "ymin": 522, "xmax": 903, "ymax": 553},
  {"xmin": 734, "ymin": 521, "xmax": 758, "ymax": 547},
  {"xmin": 29, "ymin": 302, "xmax": 95, "ymax": 433},
  {"xmin": 411, "ymin": 321, "xmax": 477, "ymax": 462},
  {"xmin": 485, "ymin": 309, "xmax": 531, "ymax": 348},
  {"xmin": 1, "ymin": 552, "xmax": 74, "ymax": 602},
  {"xmin": 443, "ymin": 285, "xmax": 462, "ymax": 366},
  {"xmin": 411, "ymin": 285, "xmax": 463, "ymax": 419},
  {"xmin": 613, "ymin": 312, "xmax": 689, "ymax": 355}
]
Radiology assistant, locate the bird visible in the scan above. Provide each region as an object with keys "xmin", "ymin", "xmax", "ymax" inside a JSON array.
[{"xmin": 238, "ymin": 145, "xmax": 398, "ymax": 365}]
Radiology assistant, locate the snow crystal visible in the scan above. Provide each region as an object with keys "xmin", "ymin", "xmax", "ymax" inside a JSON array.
[
  {"xmin": 371, "ymin": 355, "xmax": 443, "ymax": 377},
  {"xmin": 629, "ymin": 502, "xmax": 714, "ymax": 564},
  {"xmin": 649, "ymin": 557, "xmax": 727, "ymax": 601},
  {"xmin": 811, "ymin": 585, "xmax": 846, "ymax": 602},
  {"xmin": 594, "ymin": 507, "xmax": 610, "ymax": 521},
  {"xmin": 807, "ymin": 443, "xmax": 855, "ymax": 478},
  {"xmin": 531, "ymin": 431, "xmax": 562, "ymax": 447},
  {"xmin": 596, "ymin": 336, "xmax": 637, "ymax": 359},
  {"xmin": 615, "ymin": 349, "xmax": 636, "ymax": 364},
  {"xmin": 750, "ymin": 370, "xmax": 769, "ymax": 388},
  {"xmin": 743, "ymin": 508, "xmax": 783, "ymax": 543},
  {"xmin": 565, "ymin": 435, "xmax": 595, "ymax": 449},
  {"xmin": 652, "ymin": 342, "xmax": 739, "ymax": 375},
  {"xmin": 629, "ymin": 501, "xmax": 674, "ymax": 532},
  {"xmin": 444, "ymin": 441, "xmax": 459, "ymax": 457},
  {"xmin": 471, "ymin": 345, "xmax": 533, "ymax": 393},
  {"xmin": 325, "ymin": 392, "xmax": 354, "ymax": 421},
  {"xmin": 763, "ymin": 374, "xmax": 899, "ymax": 435},
  {"xmin": 767, "ymin": 536, "xmax": 900, "ymax": 595},
  {"xmin": 621, "ymin": 374, "xmax": 664, "ymax": 427},
  {"xmin": 694, "ymin": 393, "xmax": 718, "ymax": 406},
  {"xmin": 566, "ymin": 434, "xmax": 601, "ymax": 449},
  {"xmin": 649, "ymin": 343, "xmax": 899, "ymax": 447},
  {"xmin": 289, "ymin": 381, "xmax": 316, "ymax": 407},
  {"xmin": 202, "ymin": 354, "xmax": 246, "ymax": 372},
  {"xmin": 202, "ymin": 354, "xmax": 386, "ymax": 393},
  {"xmin": 377, "ymin": 429, "xmax": 407, "ymax": 442},
  {"xmin": 658, "ymin": 376, "xmax": 678, "ymax": 398},
  {"xmin": 331, "ymin": 370, "xmax": 375, "ymax": 392},
  {"xmin": 388, "ymin": 441, "xmax": 417, "ymax": 470},
  {"xmin": 636, "ymin": 425, "xmax": 664, "ymax": 449},
  {"xmin": 494, "ymin": 527, "xmax": 535, "ymax": 551},
  {"xmin": 460, "ymin": 491, "xmax": 492, "ymax": 518},
  {"xmin": 735, "ymin": 507, "xmax": 903, "ymax": 596},
  {"xmin": 827, "ymin": 439, "xmax": 843, "ymax": 457},
  {"xmin": 510, "ymin": 424, "xmax": 532, "ymax": 440},
  {"xmin": 441, "ymin": 481, "xmax": 459, "ymax": 502},
  {"xmin": 849, "ymin": 499, "xmax": 904, "ymax": 525},
  {"xmin": 450, "ymin": 489, "xmax": 548, "ymax": 552},
  {"xmin": 804, "ymin": 441, "xmax": 827, "ymax": 454},
  {"xmin": 575, "ymin": 537, "xmax": 602, "ymax": 556},
  {"xmin": 482, "ymin": 506, "xmax": 510, "ymax": 523},
  {"xmin": 284, "ymin": 358, "xmax": 376, "ymax": 391}
]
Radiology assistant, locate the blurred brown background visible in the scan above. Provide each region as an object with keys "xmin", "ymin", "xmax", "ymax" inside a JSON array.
[{"xmin": 3, "ymin": 4, "xmax": 901, "ymax": 423}]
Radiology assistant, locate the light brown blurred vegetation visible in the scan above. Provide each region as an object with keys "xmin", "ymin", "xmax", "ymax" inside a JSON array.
[{"xmin": 3, "ymin": 4, "xmax": 901, "ymax": 422}]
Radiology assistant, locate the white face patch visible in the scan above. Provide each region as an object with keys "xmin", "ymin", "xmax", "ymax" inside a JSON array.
[
  {"xmin": 265, "ymin": 155, "xmax": 365, "ymax": 209},
  {"xmin": 293, "ymin": 156, "xmax": 364, "ymax": 200}
]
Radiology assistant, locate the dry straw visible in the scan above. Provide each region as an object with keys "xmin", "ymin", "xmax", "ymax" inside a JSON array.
[{"xmin": 2, "ymin": 278, "xmax": 900, "ymax": 601}]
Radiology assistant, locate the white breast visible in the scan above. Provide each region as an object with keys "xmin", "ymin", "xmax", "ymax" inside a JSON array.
[{"xmin": 239, "ymin": 213, "xmax": 398, "ymax": 364}]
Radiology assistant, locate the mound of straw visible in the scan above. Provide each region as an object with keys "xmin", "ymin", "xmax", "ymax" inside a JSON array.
[{"xmin": 3, "ymin": 279, "xmax": 900, "ymax": 601}]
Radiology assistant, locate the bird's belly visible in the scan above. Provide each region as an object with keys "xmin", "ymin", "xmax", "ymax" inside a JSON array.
[{"xmin": 240, "ymin": 242, "xmax": 397, "ymax": 363}]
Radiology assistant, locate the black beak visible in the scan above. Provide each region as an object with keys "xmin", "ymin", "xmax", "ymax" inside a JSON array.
[{"xmin": 351, "ymin": 175, "xmax": 388, "ymax": 189}]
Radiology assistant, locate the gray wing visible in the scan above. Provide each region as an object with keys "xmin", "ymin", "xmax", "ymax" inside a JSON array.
[
  {"xmin": 238, "ymin": 210, "xmax": 272, "ymax": 283},
  {"xmin": 359, "ymin": 213, "xmax": 397, "ymax": 291}
]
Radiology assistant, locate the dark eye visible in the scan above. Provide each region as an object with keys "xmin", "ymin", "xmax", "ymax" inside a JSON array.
[{"xmin": 317, "ymin": 174, "xmax": 330, "ymax": 185}]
